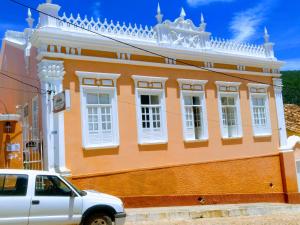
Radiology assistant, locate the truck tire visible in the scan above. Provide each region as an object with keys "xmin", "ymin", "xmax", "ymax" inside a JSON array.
[{"xmin": 84, "ymin": 213, "xmax": 113, "ymax": 225}]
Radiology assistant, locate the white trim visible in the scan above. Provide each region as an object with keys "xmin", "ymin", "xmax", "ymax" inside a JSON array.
[
  {"xmin": 83, "ymin": 144, "xmax": 119, "ymax": 150},
  {"xmin": 177, "ymin": 79, "xmax": 209, "ymax": 142},
  {"xmin": 0, "ymin": 114, "xmax": 21, "ymax": 121},
  {"xmin": 37, "ymin": 52, "xmax": 282, "ymax": 78},
  {"xmin": 32, "ymin": 29, "xmax": 284, "ymax": 68},
  {"xmin": 249, "ymin": 92, "xmax": 272, "ymax": 137},
  {"xmin": 177, "ymin": 79, "xmax": 208, "ymax": 86},
  {"xmin": 247, "ymin": 83, "xmax": 270, "ymax": 89},
  {"xmin": 216, "ymin": 89, "xmax": 243, "ymax": 139},
  {"xmin": 79, "ymin": 80, "xmax": 120, "ymax": 149},
  {"xmin": 75, "ymin": 71, "xmax": 121, "ymax": 84},
  {"xmin": 273, "ymin": 78, "xmax": 288, "ymax": 150},
  {"xmin": 132, "ymin": 75, "xmax": 168, "ymax": 84},
  {"xmin": 215, "ymin": 81, "xmax": 241, "ymax": 87},
  {"xmin": 132, "ymin": 75, "xmax": 168, "ymax": 144},
  {"xmin": 31, "ymin": 95, "xmax": 39, "ymax": 140}
]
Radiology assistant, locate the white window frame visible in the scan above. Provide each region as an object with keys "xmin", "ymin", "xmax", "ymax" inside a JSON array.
[
  {"xmin": 76, "ymin": 71, "xmax": 120, "ymax": 150},
  {"xmin": 177, "ymin": 79, "xmax": 208, "ymax": 142},
  {"xmin": 31, "ymin": 95, "xmax": 39, "ymax": 140},
  {"xmin": 247, "ymin": 83, "xmax": 272, "ymax": 137},
  {"xmin": 132, "ymin": 75, "xmax": 168, "ymax": 145},
  {"xmin": 216, "ymin": 81, "xmax": 243, "ymax": 139}
]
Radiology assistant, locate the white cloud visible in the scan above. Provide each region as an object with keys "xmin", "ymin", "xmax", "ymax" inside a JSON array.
[
  {"xmin": 187, "ymin": 0, "xmax": 234, "ymax": 7},
  {"xmin": 282, "ymin": 58, "xmax": 300, "ymax": 71},
  {"xmin": 91, "ymin": 1, "xmax": 101, "ymax": 18},
  {"xmin": 229, "ymin": 3, "xmax": 267, "ymax": 43}
]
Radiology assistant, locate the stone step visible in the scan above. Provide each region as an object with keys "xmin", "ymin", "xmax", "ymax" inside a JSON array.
[{"xmin": 125, "ymin": 203, "xmax": 300, "ymax": 223}]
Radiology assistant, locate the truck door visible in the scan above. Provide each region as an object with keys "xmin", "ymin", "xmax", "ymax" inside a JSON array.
[
  {"xmin": 0, "ymin": 174, "xmax": 30, "ymax": 225},
  {"xmin": 28, "ymin": 175, "xmax": 82, "ymax": 225}
]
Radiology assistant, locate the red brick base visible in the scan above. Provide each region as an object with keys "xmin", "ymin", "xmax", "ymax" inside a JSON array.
[{"xmin": 122, "ymin": 193, "xmax": 300, "ymax": 208}]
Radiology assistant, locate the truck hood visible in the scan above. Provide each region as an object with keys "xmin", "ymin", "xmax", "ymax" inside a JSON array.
[{"xmin": 83, "ymin": 190, "xmax": 124, "ymax": 212}]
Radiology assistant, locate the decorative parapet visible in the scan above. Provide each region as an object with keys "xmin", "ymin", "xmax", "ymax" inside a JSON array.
[
  {"xmin": 55, "ymin": 11, "xmax": 269, "ymax": 59},
  {"xmin": 209, "ymin": 37, "xmax": 266, "ymax": 57},
  {"xmin": 15, "ymin": 1, "xmax": 275, "ymax": 60},
  {"xmin": 58, "ymin": 13, "xmax": 156, "ymax": 42}
]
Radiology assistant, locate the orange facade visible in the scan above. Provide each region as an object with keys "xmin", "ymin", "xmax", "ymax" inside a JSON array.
[{"xmin": 1, "ymin": 0, "xmax": 299, "ymax": 207}]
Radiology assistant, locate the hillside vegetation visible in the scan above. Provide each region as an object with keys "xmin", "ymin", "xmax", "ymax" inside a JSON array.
[{"xmin": 282, "ymin": 70, "xmax": 300, "ymax": 105}]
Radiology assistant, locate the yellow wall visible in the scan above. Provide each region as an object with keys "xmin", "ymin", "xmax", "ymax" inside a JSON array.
[{"xmin": 61, "ymin": 58, "xmax": 280, "ymax": 177}]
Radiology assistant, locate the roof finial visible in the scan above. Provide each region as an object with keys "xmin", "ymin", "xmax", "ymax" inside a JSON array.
[
  {"xmin": 156, "ymin": 2, "xmax": 163, "ymax": 24},
  {"xmin": 180, "ymin": 7, "xmax": 186, "ymax": 19},
  {"xmin": 264, "ymin": 26, "xmax": 270, "ymax": 43},
  {"xmin": 26, "ymin": 8, "xmax": 34, "ymax": 28},
  {"xmin": 46, "ymin": 0, "xmax": 52, "ymax": 3},
  {"xmin": 201, "ymin": 13, "xmax": 205, "ymax": 23},
  {"xmin": 200, "ymin": 12, "xmax": 206, "ymax": 31}
]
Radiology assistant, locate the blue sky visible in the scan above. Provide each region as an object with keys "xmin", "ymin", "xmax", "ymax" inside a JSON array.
[{"xmin": 0, "ymin": 0, "xmax": 299, "ymax": 70}]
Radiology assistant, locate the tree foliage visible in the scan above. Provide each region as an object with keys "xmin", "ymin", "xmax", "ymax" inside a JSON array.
[{"xmin": 282, "ymin": 70, "xmax": 300, "ymax": 105}]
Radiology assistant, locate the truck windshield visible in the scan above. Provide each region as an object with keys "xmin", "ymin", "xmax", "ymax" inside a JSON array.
[{"xmin": 60, "ymin": 176, "xmax": 86, "ymax": 196}]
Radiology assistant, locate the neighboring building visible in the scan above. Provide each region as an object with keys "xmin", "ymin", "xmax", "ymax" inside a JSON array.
[
  {"xmin": 1, "ymin": 0, "xmax": 300, "ymax": 206},
  {"xmin": 285, "ymin": 104, "xmax": 300, "ymax": 136}
]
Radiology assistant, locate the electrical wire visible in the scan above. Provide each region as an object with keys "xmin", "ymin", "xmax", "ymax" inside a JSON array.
[
  {"xmin": 4, "ymin": 0, "xmax": 282, "ymax": 133},
  {"xmin": 0, "ymin": 71, "xmax": 46, "ymax": 94},
  {"xmin": 9, "ymin": 0, "xmax": 282, "ymax": 88}
]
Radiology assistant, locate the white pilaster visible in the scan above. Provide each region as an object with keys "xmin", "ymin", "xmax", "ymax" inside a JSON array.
[
  {"xmin": 273, "ymin": 78, "xmax": 288, "ymax": 150},
  {"xmin": 38, "ymin": 59, "xmax": 70, "ymax": 176}
]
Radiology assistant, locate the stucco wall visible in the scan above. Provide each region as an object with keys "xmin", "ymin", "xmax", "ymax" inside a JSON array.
[{"xmin": 61, "ymin": 58, "xmax": 280, "ymax": 176}]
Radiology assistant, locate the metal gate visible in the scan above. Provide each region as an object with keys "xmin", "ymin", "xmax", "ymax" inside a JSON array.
[{"xmin": 23, "ymin": 140, "xmax": 43, "ymax": 170}]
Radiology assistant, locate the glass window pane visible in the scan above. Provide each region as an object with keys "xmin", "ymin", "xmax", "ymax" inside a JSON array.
[
  {"xmin": 87, "ymin": 93, "xmax": 98, "ymax": 104},
  {"xmin": 141, "ymin": 95, "xmax": 150, "ymax": 105},
  {"xmin": 35, "ymin": 175, "xmax": 72, "ymax": 197},
  {"xmin": 150, "ymin": 95, "xmax": 159, "ymax": 105},
  {"xmin": 184, "ymin": 96, "xmax": 192, "ymax": 105},
  {"xmin": 221, "ymin": 97, "xmax": 227, "ymax": 105},
  {"xmin": 0, "ymin": 175, "xmax": 28, "ymax": 196},
  {"xmin": 192, "ymin": 96, "xmax": 200, "ymax": 105},
  {"xmin": 99, "ymin": 94, "xmax": 110, "ymax": 104}
]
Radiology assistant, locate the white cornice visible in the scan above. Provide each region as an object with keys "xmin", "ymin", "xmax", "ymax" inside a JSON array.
[
  {"xmin": 215, "ymin": 81, "xmax": 241, "ymax": 86},
  {"xmin": 75, "ymin": 71, "xmax": 121, "ymax": 81},
  {"xmin": 177, "ymin": 79, "xmax": 208, "ymax": 86},
  {"xmin": 37, "ymin": 52, "xmax": 282, "ymax": 78},
  {"xmin": 132, "ymin": 75, "xmax": 168, "ymax": 83},
  {"xmin": 31, "ymin": 29, "xmax": 285, "ymax": 69},
  {"xmin": 247, "ymin": 83, "xmax": 270, "ymax": 88}
]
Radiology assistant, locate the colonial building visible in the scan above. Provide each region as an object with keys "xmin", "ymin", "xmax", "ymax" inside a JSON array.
[{"xmin": 1, "ymin": 0, "xmax": 300, "ymax": 206}]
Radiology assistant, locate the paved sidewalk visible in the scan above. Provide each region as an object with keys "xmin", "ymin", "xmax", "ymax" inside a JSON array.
[
  {"xmin": 125, "ymin": 203, "xmax": 300, "ymax": 224},
  {"xmin": 125, "ymin": 213, "xmax": 300, "ymax": 225}
]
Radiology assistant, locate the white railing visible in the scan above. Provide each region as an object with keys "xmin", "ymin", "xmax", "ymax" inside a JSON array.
[
  {"xmin": 58, "ymin": 13, "xmax": 156, "ymax": 41},
  {"xmin": 210, "ymin": 37, "xmax": 266, "ymax": 57}
]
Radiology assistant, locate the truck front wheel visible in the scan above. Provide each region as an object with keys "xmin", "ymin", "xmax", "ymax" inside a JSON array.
[{"xmin": 84, "ymin": 213, "xmax": 113, "ymax": 225}]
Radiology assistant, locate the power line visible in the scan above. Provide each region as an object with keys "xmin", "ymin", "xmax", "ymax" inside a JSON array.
[
  {"xmin": 0, "ymin": 71, "xmax": 46, "ymax": 94},
  {"xmin": 0, "ymin": 86, "xmax": 42, "ymax": 94},
  {"xmin": 9, "ymin": 0, "xmax": 281, "ymax": 88}
]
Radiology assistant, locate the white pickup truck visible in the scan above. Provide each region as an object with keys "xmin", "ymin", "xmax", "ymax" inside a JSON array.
[{"xmin": 0, "ymin": 169, "xmax": 126, "ymax": 225}]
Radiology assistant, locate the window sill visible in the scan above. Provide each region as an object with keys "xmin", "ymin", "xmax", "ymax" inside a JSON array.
[
  {"xmin": 184, "ymin": 139, "xmax": 208, "ymax": 143},
  {"xmin": 83, "ymin": 144, "xmax": 119, "ymax": 150},
  {"xmin": 253, "ymin": 134, "xmax": 272, "ymax": 138},
  {"xmin": 138, "ymin": 141, "xmax": 168, "ymax": 146},
  {"xmin": 221, "ymin": 136, "xmax": 243, "ymax": 140}
]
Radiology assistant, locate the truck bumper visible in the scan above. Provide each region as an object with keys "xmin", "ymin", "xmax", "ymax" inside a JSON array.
[{"xmin": 115, "ymin": 212, "xmax": 126, "ymax": 225}]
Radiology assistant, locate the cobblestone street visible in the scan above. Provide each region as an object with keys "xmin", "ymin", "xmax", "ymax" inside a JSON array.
[{"xmin": 125, "ymin": 213, "xmax": 300, "ymax": 225}]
